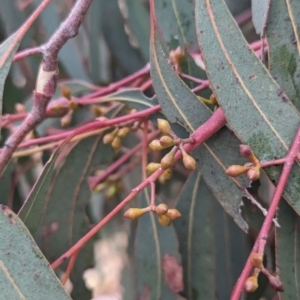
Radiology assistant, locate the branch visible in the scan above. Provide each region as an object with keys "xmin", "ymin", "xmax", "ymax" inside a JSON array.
[
  {"xmin": 51, "ymin": 107, "xmax": 227, "ymax": 269},
  {"xmin": 0, "ymin": 0, "xmax": 93, "ymax": 175},
  {"xmin": 231, "ymin": 126, "xmax": 300, "ymax": 300}
]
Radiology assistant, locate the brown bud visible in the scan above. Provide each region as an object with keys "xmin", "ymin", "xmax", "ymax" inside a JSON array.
[
  {"xmin": 60, "ymin": 111, "xmax": 72, "ymax": 127},
  {"xmin": 244, "ymin": 276, "xmax": 258, "ymax": 293},
  {"xmin": 209, "ymin": 93, "xmax": 217, "ymax": 105},
  {"xmin": 158, "ymin": 214, "xmax": 171, "ymax": 226},
  {"xmin": 155, "ymin": 203, "xmax": 169, "ymax": 216},
  {"xmin": 158, "ymin": 168, "xmax": 173, "ymax": 184},
  {"xmin": 146, "ymin": 163, "xmax": 161, "ymax": 175},
  {"xmin": 181, "ymin": 149, "xmax": 196, "ymax": 170},
  {"xmin": 157, "ymin": 119, "xmax": 172, "ymax": 134},
  {"xmin": 49, "ymin": 104, "xmax": 68, "ymax": 115},
  {"xmin": 159, "ymin": 136, "xmax": 175, "ymax": 148},
  {"xmin": 93, "ymin": 182, "xmax": 107, "ymax": 193},
  {"xmin": 239, "ymin": 144, "xmax": 259, "ymax": 165},
  {"xmin": 15, "ymin": 103, "xmax": 26, "ymax": 114},
  {"xmin": 103, "ymin": 128, "xmax": 119, "ymax": 144},
  {"xmin": 105, "ymin": 184, "xmax": 118, "ymax": 198},
  {"xmin": 161, "ymin": 147, "xmax": 177, "ymax": 169},
  {"xmin": 169, "ymin": 46, "xmax": 185, "ymax": 67},
  {"xmin": 149, "ymin": 140, "xmax": 164, "ymax": 151},
  {"xmin": 69, "ymin": 100, "xmax": 78, "ymax": 111},
  {"xmin": 225, "ymin": 165, "xmax": 247, "ymax": 177},
  {"xmin": 92, "ymin": 105, "xmax": 102, "ymax": 116},
  {"xmin": 247, "ymin": 166, "xmax": 260, "ymax": 181},
  {"xmin": 60, "ymin": 85, "xmax": 72, "ymax": 100},
  {"xmin": 117, "ymin": 127, "xmax": 131, "ymax": 138},
  {"xmin": 111, "ymin": 137, "xmax": 122, "ymax": 151},
  {"xmin": 249, "ymin": 253, "xmax": 263, "ymax": 268},
  {"xmin": 166, "ymin": 208, "xmax": 181, "ymax": 220},
  {"xmin": 124, "ymin": 208, "xmax": 148, "ymax": 220},
  {"xmin": 268, "ymin": 276, "xmax": 284, "ymax": 292}
]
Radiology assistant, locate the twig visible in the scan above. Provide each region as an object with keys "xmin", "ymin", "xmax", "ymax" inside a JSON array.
[
  {"xmin": 88, "ymin": 129, "xmax": 160, "ymax": 190},
  {"xmin": 142, "ymin": 120, "xmax": 149, "ymax": 180},
  {"xmin": 231, "ymin": 126, "xmax": 300, "ymax": 300},
  {"xmin": 13, "ymin": 47, "xmax": 42, "ymax": 62},
  {"xmin": 51, "ymin": 107, "xmax": 227, "ymax": 270},
  {"xmin": 0, "ymin": 0, "xmax": 93, "ymax": 175},
  {"xmin": 61, "ymin": 249, "xmax": 79, "ymax": 286}
]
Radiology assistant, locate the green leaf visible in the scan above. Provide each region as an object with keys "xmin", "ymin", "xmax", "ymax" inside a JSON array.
[
  {"xmin": 103, "ymin": 88, "xmax": 158, "ymax": 110},
  {"xmin": 154, "ymin": 0, "xmax": 197, "ymax": 49},
  {"xmin": 276, "ymin": 200, "xmax": 300, "ymax": 300},
  {"xmin": 251, "ymin": 0, "xmax": 271, "ymax": 36},
  {"xmin": 266, "ymin": 0, "xmax": 300, "ymax": 110},
  {"xmin": 195, "ymin": 0, "xmax": 300, "ymax": 215},
  {"xmin": 125, "ymin": 0, "xmax": 150, "ymax": 60},
  {"xmin": 0, "ymin": 205, "xmax": 71, "ymax": 299},
  {"xmin": 19, "ymin": 142, "xmax": 65, "ymax": 233},
  {"xmin": 100, "ymin": 0, "xmax": 146, "ymax": 75},
  {"xmin": 150, "ymin": 31, "xmax": 249, "ymax": 231},
  {"xmin": 135, "ymin": 189, "xmax": 181, "ymax": 299},
  {"xmin": 20, "ymin": 136, "xmax": 115, "ymax": 300},
  {"xmin": 0, "ymin": 31, "xmax": 24, "ymax": 129},
  {"xmin": 174, "ymin": 172, "xmax": 250, "ymax": 299}
]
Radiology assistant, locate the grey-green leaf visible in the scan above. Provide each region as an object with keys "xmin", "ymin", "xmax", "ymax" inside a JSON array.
[
  {"xmin": 135, "ymin": 189, "xmax": 181, "ymax": 299},
  {"xmin": 276, "ymin": 200, "xmax": 300, "ymax": 300},
  {"xmin": 195, "ymin": 0, "xmax": 300, "ymax": 215},
  {"xmin": 251, "ymin": 0, "xmax": 271, "ymax": 36},
  {"xmin": 266, "ymin": 0, "xmax": 300, "ymax": 111},
  {"xmin": 0, "ymin": 206, "xmax": 71, "ymax": 299}
]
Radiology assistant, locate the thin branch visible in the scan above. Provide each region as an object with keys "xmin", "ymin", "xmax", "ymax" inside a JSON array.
[
  {"xmin": 231, "ymin": 126, "xmax": 300, "ymax": 300},
  {"xmin": 51, "ymin": 107, "xmax": 227, "ymax": 270},
  {"xmin": 13, "ymin": 47, "xmax": 42, "ymax": 62},
  {"xmin": 0, "ymin": 0, "xmax": 93, "ymax": 175}
]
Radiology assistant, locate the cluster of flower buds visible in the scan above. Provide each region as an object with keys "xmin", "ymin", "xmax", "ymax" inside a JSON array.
[
  {"xmin": 149, "ymin": 119, "xmax": 196, "ymax": 172},
  {"xmin": 225, "ymin": 145, "xmax": 260, "ymax": 181},
  {"xmin": 124, "ymin": 203, "xmax": 181, "ymax": 226},
  {"xmin": 244, "ymin": 252, "xmax": 284, "ymax": 293},
  {"xmin": 103, "ymin": 126, "xmax": 131, "ymax": 151},
  {"xmin": 169, "ymin": 46, "xmax": 185, "ymax": 73}
]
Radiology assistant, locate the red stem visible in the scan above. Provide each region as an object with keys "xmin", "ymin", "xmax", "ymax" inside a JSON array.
[
  {"xmin": 231, "ymin": 126, "xmax": 300, "ymax": 300},
  {"xmin": 51, "ymin": 107, "xmax": 226, "ymax": 270}
]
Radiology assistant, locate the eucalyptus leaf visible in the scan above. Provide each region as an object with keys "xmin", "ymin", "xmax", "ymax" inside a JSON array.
[
  {"xmin": 266, "ymin": 0, "xmax": 300, "ymax": 111},
  {"xmin": 0, "ymin": 206, "xmax": 71, "ymax": 299},
  {"xmin": 135, "ymin": 189, "xmax": 182, "ymax": 299},
  {"xmin": 251, "ymin": 0, "xmax": 271, "ymax": 37},
  {"xmin": 195, "ymin": 0, "xmax": 300, "ymax": 215}
]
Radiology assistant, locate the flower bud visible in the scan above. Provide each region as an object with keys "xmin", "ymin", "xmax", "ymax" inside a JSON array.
[
  {"xmin": 169, "ymin": 46, "xmax": 184, "ymax": 67},
  {"xmin": 161, "ymin": 147, "xmax": 177, "ymax": 169},
  {"xmin": 149, "ymin": 140, "xmax": 164, "ymax": 151},
  {"xmin": 225, "ymin": 165, "xmax": 247, "ymax": 177},
  {"xmin": 244, "ymin": 276, "xmax": 258, "ymax": 293},
  {"xmin": 249, "ymin": 253, "xmax": 263, "ymax": 268},
  {"xmin": 124, "ymin": 208, "xmax": 148, "ymax": 220},
  {"xmin": 159, "ymin": 136, "xmax": 175, "ymax": 148},
  {"xmin": 60, "ymin": 112, "xmax": 72, "ymax": 127},
  {"xmin": 111, "ymin": 137, "xmax": 122, "ymax": 151},
  {"xmin": 60, "ymin": 85, "xmax": 72, "ymax": 100},
  {"xmin": 93, "ymin": 182, "xmax": 107, "ymax": 193},
  {"xmin": 155, "ymin": 204, "xmax": 168, "ymax": 216},
  {"xmin": 103, "ymin": 128, "xmax": 119, "ymax": 144},
  {"xmin": 239, "ymin": 144, "xmax": 259, "ymax": 165},
  {"xmin": 69, "ymin": 100, "xmax": 78, "ymax": 111},
  {"xmin": 117, "ymin": 127, "xmax": 131, "ymax": 138},
  {"xmin": 157, "ymin": 119, "xmax": 172, "ymax": 134},
  {"xmin": 182, "ymin": 149, "xmax": 196, "ymax": 170},
  {"xmin": 49, "ymin": 104, "xmax": 68, "ymax": 115},
  {"xmin": 268, "ymin": 276, "xmax": 284, "ymax": 292},
  {"xmin": 209, "ymin": 93, "xmax": 217, "ymax": 105},
  {"xmin": 92, "ymin": 105, "xmax": 102, "ymax": 116},
  {"xmin": 166, "ymin": 208, "xmax": 181, "ymax": 220},
  {"xmin": 146, "ymin": 163, "xmax": 161, "ymax": 175},
  {"xmin": 247, "ymin": 166, "xmax": 260, "ymax": 181},
  {"xmin": 158, "ymin": 214, "xmax": 171, "ymax": 226},
  {"xmin": 158, "ymin": 168, "xmax": 173, "ymax": 184},
  {"xmin": 105, "ymin": 183, "xmax": 118, "ymax": 198},
  {"xmin": 15, "ymin": 103, "xmax": 26, "ymax": 113}
]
